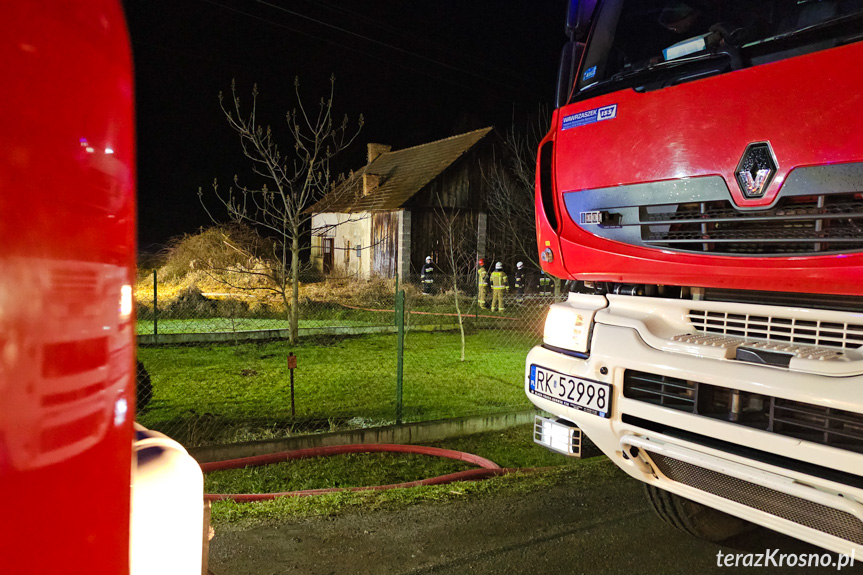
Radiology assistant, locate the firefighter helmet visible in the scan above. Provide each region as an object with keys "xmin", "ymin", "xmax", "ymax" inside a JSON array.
[{"xmin": 495, "ymin": 262, "xmax": 503, "ymax": 270}]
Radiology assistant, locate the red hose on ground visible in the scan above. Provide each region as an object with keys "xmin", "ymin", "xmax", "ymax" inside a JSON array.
[{"xmin": 201, "ymin": 444, "xmax": 525, "ymax": 502}]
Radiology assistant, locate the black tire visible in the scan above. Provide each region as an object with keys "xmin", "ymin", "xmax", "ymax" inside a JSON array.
[{"xmin": 644, "ymin": 483, "xmax": 752, "ymax": 542}]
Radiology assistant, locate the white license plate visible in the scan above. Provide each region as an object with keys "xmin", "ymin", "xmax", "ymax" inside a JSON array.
[{"xmin": 528, "ymin": 365, "xmax": 611, "ymax": 418}]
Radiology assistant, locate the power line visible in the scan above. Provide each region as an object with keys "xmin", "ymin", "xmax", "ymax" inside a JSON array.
[
  {"xmin": 196, "ymin": 0, "xmax": 532, "ymax": 97},
  {"xmin": 195, "ymin": 0, "xmax": 499, "ymax": 97},
  {"xmin": 305, "ymin": 0, "xmax": 538, "ymax": 84},
  {"xmin": 254, "ymin": 0, "xmax": 527, "ymax": 92}
]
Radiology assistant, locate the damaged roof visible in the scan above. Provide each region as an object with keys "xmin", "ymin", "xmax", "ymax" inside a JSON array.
[{"xmin": 308, "ymin": 126, "xmax": 492, "ymax": 214}]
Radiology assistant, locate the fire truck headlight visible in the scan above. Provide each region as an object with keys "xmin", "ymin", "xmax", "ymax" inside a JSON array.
[{"xmin": 543, "ymin": 295, "xmax": 608, "ymax": 354}]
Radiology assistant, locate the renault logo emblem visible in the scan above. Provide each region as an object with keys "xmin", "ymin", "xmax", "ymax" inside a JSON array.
[{"xmin": 735, "ymin": 142, "xmax": 778, "ymax": 199}]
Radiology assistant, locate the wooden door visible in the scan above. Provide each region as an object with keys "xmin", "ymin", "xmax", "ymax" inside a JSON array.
[{"xmin": 322, "ymin": 237, "xmax": 334, "ymax": 274}]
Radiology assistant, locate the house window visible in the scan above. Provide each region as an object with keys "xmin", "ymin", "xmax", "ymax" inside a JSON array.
[{"xmin": 356, "ymin": 245, "xmax": 362, "ymax": 259}]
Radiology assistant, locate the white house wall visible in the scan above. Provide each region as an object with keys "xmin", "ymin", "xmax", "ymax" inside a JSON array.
[{"xmin": 311, "ymin": 212, "xmax": 373, "ymax": 279}]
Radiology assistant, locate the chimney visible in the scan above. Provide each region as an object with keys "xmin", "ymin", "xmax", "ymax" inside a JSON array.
[
  {"xmin": 367, "ymin": 143, "xmax": 391, "ymax": 164},
  {"xmin": 362, "ymin": 173, "xmax": 380, "ymax": 196}
]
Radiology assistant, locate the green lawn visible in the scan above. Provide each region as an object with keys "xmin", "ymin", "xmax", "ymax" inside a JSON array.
[{"xmin": 137, "ymin": 329, "xmax": 539, "ymax": 445}]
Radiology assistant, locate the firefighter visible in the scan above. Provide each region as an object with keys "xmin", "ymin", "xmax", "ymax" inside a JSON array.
[
  {"xmin": 420, "ymin": 255, "xmax": 435, "ymax": 294},
  {"xmin": 477, "ymin": 258, "xmax": 489, "ymax": 309},
  {"xmin": 514, "ymin": 261, "xmax": 525, "ymax": 303},
  {"xmin": 490, "ymin": 262, "xmax": 508, "ymax": 311},
  {"xmin": 538, "ymin": 269, "xmax": 552, "ymax": 294}
]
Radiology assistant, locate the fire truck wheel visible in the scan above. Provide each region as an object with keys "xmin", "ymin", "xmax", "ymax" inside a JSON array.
[{"xmin": 644, "ymin": 484, "xmax": 753, "ymax": 542}]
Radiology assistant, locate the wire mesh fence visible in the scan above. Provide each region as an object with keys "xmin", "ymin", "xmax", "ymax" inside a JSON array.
[{"xmin": 134, "ymin": 268, "xmax": 562, "ymax": 447}]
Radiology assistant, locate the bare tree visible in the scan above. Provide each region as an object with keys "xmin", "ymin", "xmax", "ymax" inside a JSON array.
[
  {"xmin": 200, "ymin": 77, "xmax": 363, "ymax": 344},
  {"xmin": 483, "ymin": 108, "xmax": 563, "ymax": 297},
  {"xmin": 434, "ymin": 197, "xmax": 476, "ymax": 361}
]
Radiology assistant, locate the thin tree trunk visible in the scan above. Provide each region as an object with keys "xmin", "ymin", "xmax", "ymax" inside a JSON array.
[
  {"xmin": 448, "ymin": 233, "xmax": 466, "ymax": 361},
  {"xmin": 455, "ymin": 277, "xmax": 465, "ymax": 362},
  {"xmin": 291, "ymin": 226, "xmax": 299, "ymax": 345},
  {"xmin": 278, "ymin": 237, "xmax": 293, "ymax": 344}
]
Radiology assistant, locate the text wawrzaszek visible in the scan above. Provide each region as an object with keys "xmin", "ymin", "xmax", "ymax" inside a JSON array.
[{"xmin": 717, "ymin": 549, "xmax": 855, "ymax": 570}]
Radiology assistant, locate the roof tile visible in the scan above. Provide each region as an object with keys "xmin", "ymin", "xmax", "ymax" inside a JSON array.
[{"xmin": 309, "ymin": 127, "xmax": 492, "ymax": 213}]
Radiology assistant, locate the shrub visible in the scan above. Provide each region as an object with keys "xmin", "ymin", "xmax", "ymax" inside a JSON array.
[
  {"xmin": 249, "ymin": 301, "xmax": 281, "ymax": 318},
  {"xmin": 159, "ymin": 224, "xmax": 277, "ymax": 282},
  {"xmin": 162, "ymin": 285, "xmax": 218, "ymax": 319},
  {"xmin": 214, "ymin": 298, "xmax": 250, "ymax": 318},
  {"xmin": 353, "ymin": 277, "xmax": 397, "ymax": 308}
]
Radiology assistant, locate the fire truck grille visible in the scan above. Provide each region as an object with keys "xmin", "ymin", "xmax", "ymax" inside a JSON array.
[
  {"xmin": 641, "ymin": 192, "xmax": 863, "ymax": 255},
  {"xmin": 648, "ymin": 452, "xmax": 863, "ymax": 545},
  {"xmin": 623, "ymin": 370, "xmax": 863, "ymax": 454},
  {"xmin": 686, "ymin": 309, "xmax": 863, "ymax": 350}
]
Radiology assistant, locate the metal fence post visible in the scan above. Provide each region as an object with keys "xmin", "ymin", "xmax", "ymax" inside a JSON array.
[
  {"xmin": 153, "ymin": 269, "xmax": 158, "ymax": 344},
  {"xmin": 395, "ymin": 288, "xmax": 405, "ymax": 424}
]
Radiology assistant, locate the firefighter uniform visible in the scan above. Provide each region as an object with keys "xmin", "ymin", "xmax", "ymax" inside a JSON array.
[
  {"xmin": 514, "ymin": 262, "xmax": 525, "ymax": 303},
  {"xmin": 477, "ymin": 259, "xmax": 488, "ymax": 308},
  {"xmin": 490, "ymin": 263, "xmax": 508, "ymax": 312},
  {"xmin": 420, "ymin": 256, "xmax": 435, "ymax": 294}
]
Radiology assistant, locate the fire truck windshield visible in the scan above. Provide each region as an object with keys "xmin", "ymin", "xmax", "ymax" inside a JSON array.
[{"xmin": 574, "ymin": 0, "xmax": 863, "ymax": 100}]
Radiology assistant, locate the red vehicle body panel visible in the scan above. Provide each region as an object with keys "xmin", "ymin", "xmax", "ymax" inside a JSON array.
[
  {"xmin": 539, "ymin": 41, "xmax": 863, "ymax": 296},
  {"xmin": 0, "ymin": 3, "xmax": 136, "ymax": 573}
]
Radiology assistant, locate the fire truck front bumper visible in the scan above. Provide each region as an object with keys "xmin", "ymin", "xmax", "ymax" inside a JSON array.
[{"xmin": 525, "ymin": 294, "xmax": 863, "ymax": 555}]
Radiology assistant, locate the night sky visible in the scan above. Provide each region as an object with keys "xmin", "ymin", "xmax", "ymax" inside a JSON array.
[{"xmin": 121, "ymin": 0, "xmax": 566, "ymax": 251}]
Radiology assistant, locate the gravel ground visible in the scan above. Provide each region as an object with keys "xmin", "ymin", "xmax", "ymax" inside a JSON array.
[{"xmin": 208, "ymin": 466, "xmax": 859, "ymax": 575}]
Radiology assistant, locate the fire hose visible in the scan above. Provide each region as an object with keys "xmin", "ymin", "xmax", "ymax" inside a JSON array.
[{"xmin": 201, "ymin": 444, "xmax": 527, "ymax": 502}]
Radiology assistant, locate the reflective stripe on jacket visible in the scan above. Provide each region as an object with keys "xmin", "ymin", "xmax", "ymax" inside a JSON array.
[
  {"xmin": 491, "ymin": 271, "xmax": 508, "ymax": 289},
  {"xmin": 421, "ymin": 264, "xmax": 434, "ymax": 283},
  {"xmin": 477, "ymin": 267, "xmax": 488, "ymax": 287}
]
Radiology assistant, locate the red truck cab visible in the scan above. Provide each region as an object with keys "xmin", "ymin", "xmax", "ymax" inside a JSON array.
[
  {"xmin": 537, "ymin": 0, "xmax": 863, "ymax": 294},
  {"xmin": 528, "ymin": 0, "xmax": 863, "ymax": 556}
]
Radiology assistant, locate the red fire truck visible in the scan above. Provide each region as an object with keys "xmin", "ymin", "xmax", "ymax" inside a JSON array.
[
  {"xmin": 1, "ymin": 3, "xmax": 205, "ymax": 573},
  {"xmin": 527, "ymin": 0, "xmax": 863, "ymax": 554}
]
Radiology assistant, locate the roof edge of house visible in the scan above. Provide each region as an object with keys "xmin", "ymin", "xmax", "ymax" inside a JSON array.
[{"xmin": 377, "ymin": 126, "xmax": 493, "ymax": 157}]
